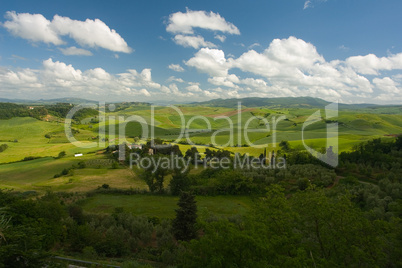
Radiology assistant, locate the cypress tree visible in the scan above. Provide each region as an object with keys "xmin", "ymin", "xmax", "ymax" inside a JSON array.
[{"xmin": 172, "ymin": 191, "xmax": 197, "ymax": 241}]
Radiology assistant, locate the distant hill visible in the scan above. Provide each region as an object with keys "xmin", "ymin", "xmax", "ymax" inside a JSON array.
[
  {"xmin": 191, "ymin": 97, "xmax": 399, "ymax": 110},
  {"xmin": 0, "ymin": 97, "xmax": 97, "ymax": 105},
  {"xmin": 193, "ymin": 97, "xmax": 331, "ymax": 108}
]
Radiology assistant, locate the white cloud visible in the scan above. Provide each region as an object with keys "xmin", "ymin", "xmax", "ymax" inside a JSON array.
[
  {"xmin": 346, "ymin": 53, "xmax": 402, "ymax": 75},
  {"xmin": 3, "ymin": 11, "xmax": 63, "ymax": 45},
  {"xmin": 303, "ymin": 0, "xmax": 328, "ymax": 10},
  {"xmin": 59, "ymin": 46, "xmax": 93, "ymax": 56},
  {"xmin": 184, "ymin": 36, "xmax": 394, "ymax": 102},
  {"xmin": 166, "ymin": 9, "xmax": 240, "ymax": 35},
  {"xmin": 186, "ymin": 83, "xmax": 202, "ymax": 92},
  {"xmin": 248, "ymin": 42, "xmax": 261, "ymax": 49},
  {"xmin": 168, "ymin": 64, "xmax": 185, "ymax": 72},
  {"xmin": 167, "ymin": 76, "xmax": 185, "ymax": 83},
  {"xmin": 139, "ymin": 88, "xmax": 151, "ymax": 96},
  {"xmin": 214, "ymin": 34, "xmax": 226, "ymax": 42},
  {"xmin": 52, "ymin": 15, "xmax": 132, "ymax": 53},
  {"xmin": 208, "ymin": 74, "xmax": 239, "ymax": 88},
  {"xmin": 185, "ymin": 48, "xmax": 232, "ymax": 77},
  {"xmin": 373, "ymin": 77, "xmax": 400, "ymax": 93},
  {"xmin": 2, "ymin": 11, "xmax": 132, "ymax": 53},
  {"xmin": 0, "ymin": 58, "xmax": 163, "ymax": 100},
  {"xmin": 303, "ymin": 1, "xmax": 312, "ymax": 10},
  {"xmin": 173, "ymin": 34, "xmax": 216, "ymax": 49}
]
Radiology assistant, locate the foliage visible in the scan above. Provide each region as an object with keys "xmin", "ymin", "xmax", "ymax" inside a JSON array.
[
  {"xmin": 0, "ymin": 144, "xmax": 8, "ymax": 153},
  {"xmin": 178, "ymin": 185, "xmax": 396, "ymax": 267},
  {"xmin": 169, "ymin": 167, "xmax": 191, "ymax": 195},
  {"xmin": 57, "ymin": 151, "xmax": 66, "ymax": 158},
  {"xmin": 172, "ymin": 192, "xmax": 198, "ymax": 241},
  {"xmin": 139, "ymin": 156, "xmax": 169, "ymax": 193}
]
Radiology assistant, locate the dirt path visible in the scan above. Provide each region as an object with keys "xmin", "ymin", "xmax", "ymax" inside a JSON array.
[{"xmin": 328, "ymin": 176, "xmax": 342, "ymax": 189}]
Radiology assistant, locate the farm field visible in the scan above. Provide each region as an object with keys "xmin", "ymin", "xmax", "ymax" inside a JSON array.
[
  {"xmin": 1, "ymin": 105, "xmax": 401, "ymax": 164},
  {"xmin": 0, "ymin": 155, "xmax": 147, "ymax": 192},
  {"xmin": 1, "ymin": 102, "xmax": 401, "ymax": 190}
]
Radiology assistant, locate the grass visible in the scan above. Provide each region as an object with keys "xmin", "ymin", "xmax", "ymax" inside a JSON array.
[
  {"xmin": 80, "ymin": 194, "xmax": 253, "ymax": 218},
  {"xmin": 0, "ymin": 154, "xmax": 146, "ymax": 192},
  {"xmin": 0, "ymin": 117, "xmax": 104, "ymax": 163}
]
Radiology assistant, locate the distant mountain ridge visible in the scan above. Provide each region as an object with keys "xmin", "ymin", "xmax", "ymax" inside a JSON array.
[
  {"xmin": 0, "ymin": 97, "xmax": 97, "ymax": 105},
  {"xmin": 191, "ymin": 97, "xmax": 398, "ymax": 109},
  {"xmin": 192, "ymin": 97, "xmax": 329, "ymax": 108}
]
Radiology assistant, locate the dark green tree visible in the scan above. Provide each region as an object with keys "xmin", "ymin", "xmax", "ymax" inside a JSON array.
[
  {"xmin": 140, "ymin": 156, "xmax": 169, "ymax": 193},
  {"xmin": 172, "ymin": 191, "xmax": 197, "ymax": 241},
  {"xmin": 184, "ymin": 147, "xmax": 199, "ymax": 165},
  {"xmin": 169, "ymin": 168, "xmax": 190, "ymax": 195},
  {"xmin": 279, "ymin": 140, "xmax": 291, "ymax": 151},
  {"xmin": 57, "ymin": 151, "xmax": 66, "ymax": 158}
]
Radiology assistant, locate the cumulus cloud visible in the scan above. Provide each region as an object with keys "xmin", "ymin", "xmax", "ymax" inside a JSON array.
[
  {"xmin": 183, "ymin": 36, "xmax": 402, "ymax": 103},
  {"xmin": 0, "ymin": 58, "xmax": 162, "ymax": 100},
  {"xmin": 186, "ymin": 83, "xmax": 203, "ymax": 92},
  {"xmin": 3, "ymin": 11, "xmax": 63, "ymax": 45},
  {"xmin": 59, "ymin": 46, "xmax": 93, "ymax": 56},
  {"xmin": 166, "ymin": 9, "xmax": 240, "ymax": 49},
  {"xmin": 168, "ymin": 64, "xmax": 185, "ymax": 72},
  {"xmin": 52, "ymin": 15, "xmax": 132, "ymax": 53},
  {"xmin": 346, "ymin": 53, "xmax": 402, "ymax": 75},
  {"xmin": 166, "ymin": 9, "xmax": 240, "ymax": 35},
  {"xmin": 373, "ymin": 77, "xmax": 400, "ymax": 93},
  {"xmin": 2, "ymin": 11, "xmax": 132, "ymax": 53},
  {"xmin": 173, "ymin": 34, "xmax": 216, "ymax": 49},
  {"xmin": 185, "ymin": 48, "xmax": 232, "ymax": 77},
  {"xmin": 208, "ymin": 74, "xmax": 239, "ymax": 88}
]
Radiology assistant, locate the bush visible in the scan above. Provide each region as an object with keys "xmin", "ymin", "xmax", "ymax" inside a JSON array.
[
  {"xmin": 82, "ymin": 246, "xmax": 97, "ymax": 260},
  {"xmin": 0, "ymin": 144, "xmax": 8, "ymax": 153},
  {"xmin": 112, "ymin": 161, "xmax": 119, "ymax": 169},
  {"xmin": 57, "ymin": 151, "xmax": 66, "ymax": 158}
]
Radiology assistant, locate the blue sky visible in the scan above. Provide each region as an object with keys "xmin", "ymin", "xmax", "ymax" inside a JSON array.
[{"xmin": 0, "ymin": 0, "xmax": 401, "ymax": 104}]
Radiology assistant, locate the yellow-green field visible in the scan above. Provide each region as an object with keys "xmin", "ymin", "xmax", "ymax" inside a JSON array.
[{"xmin": 0, "ymin": 154, "xmax": 146, "ymax": 192}]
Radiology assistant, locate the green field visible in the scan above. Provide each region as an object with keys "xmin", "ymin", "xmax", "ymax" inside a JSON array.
[
  {"xmin": 80, "ymin": 194, "xmax": 253, "ymax": 218},
  {"xmin": 0, "ymin": 117, "xmax": 105, "ymax": 163},
  {"xmin": 0, "ymin": 155, "xmax": 146, "ymax": 192},
  {"xmin": 0, "ymin": 103, "xmax": 401, "ymax": 191}
]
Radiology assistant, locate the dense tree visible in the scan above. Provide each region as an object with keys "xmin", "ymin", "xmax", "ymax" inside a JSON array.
[
  {"xmin": 172, "ymin": 191, "xmax": 198, "ymax": 241},
  {"xmin": 140, "ymin": 156, "xmax": 169, "ymax": 193},
  {"xmin": 279, "ymin": 140, "xmax": 291, "ymax": 151},
  {"xmin": 184, "ymin": 147, "xmax": 200, "ymax": 165},
  {"xmin": 169, "ymin": 168, "xmax": 191, "ymax": 195}
]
